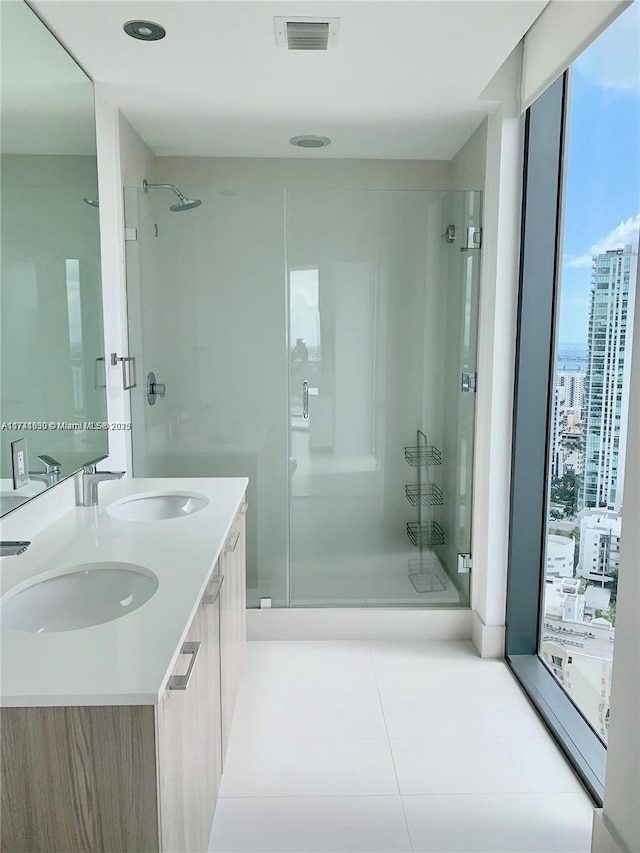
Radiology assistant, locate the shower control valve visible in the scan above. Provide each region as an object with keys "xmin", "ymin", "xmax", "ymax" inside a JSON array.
[{"xmin": 147, "ymin": 372, "xmax": 166, "ymax": 406}]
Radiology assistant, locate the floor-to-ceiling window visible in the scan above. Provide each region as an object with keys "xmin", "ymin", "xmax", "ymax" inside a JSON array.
[{"xmin": 506, "ymin": 1, "xmax": 639, "ymax": 801}]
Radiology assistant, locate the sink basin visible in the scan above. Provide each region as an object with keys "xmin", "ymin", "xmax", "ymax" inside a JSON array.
[
  {"xmin": 107, "ymin": 492, "xmax": 208, "ymax": 522},
  {"xmin": 1, "ymin": 562, "xmax": 159, "ymax": 633},
  {"xmin": 0, "ymin": 492, "xmax": 31, "ymax": 514}
]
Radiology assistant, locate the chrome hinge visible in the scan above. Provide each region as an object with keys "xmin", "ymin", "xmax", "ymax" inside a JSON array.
[
  {"xmin": 461, "ymin": 372, "xmax": 477, "ymax": 393},
  {"xmin": 457, "ymin": 553, "xmax": 473, "ymax": 574},
  {"xmin": 461, "ymin": 226, "xmax": 482, "ymax": 251},
  {"xmin": 124, "ymin": 227, "xmax": 138, "ymax": 241}
]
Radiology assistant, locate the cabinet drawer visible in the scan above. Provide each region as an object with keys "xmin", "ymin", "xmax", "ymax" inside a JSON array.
[{"xmin": 157, "ymin": 586, "xmax": 222, "ymax": 853}]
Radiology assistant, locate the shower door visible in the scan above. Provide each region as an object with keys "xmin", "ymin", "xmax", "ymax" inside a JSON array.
[
  {"xmin": 286, "ymin": 190, "xmax": 481, "ymax": 607},
  {"xmin": 124, "ymin": 184, "xmax": 290, "ymax": 608},
  {"xmin": 124, "ymin": 183, "xmax": 480, "ymax": 610}
]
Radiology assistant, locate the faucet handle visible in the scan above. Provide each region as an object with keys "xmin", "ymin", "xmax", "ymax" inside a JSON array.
[
  {"xmin": 82, "ymin": 454, "xmax": 109, "ymax": 474},
  {"xmin": 37, "ymin": 455, "xmax": 61, "ymax": 473},
  {"xmin": 0, "ymin": 541, "xmax": 30, "ymax": 557}
]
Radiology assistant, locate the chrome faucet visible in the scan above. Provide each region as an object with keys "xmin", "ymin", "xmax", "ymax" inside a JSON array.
[
  {"xmin": 29, "ymin": 454, "xmax": 62, "ymax": 487},
  {"xmin": 0, "ymin": 541, "xmax": 30, "ymax": 557},
  {"xmin": 81, "ymin": 457, "xmax": 125, "ymax": 507}
]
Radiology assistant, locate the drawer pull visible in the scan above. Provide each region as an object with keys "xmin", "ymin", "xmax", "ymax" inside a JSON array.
[
  {"xmin": 168, "ymin": 641, "xmax": 200, "ymax": 690},
  {"xmin": 202, "ymin": 575, "xmax": 224, "ymax": 604},
  {"xmin": 239, "ymin": 501, "xmax": 248, "ymax": 515},
  {"xmin": 225, "ymin": 531, "xmax": 240, "ymax": 553}
]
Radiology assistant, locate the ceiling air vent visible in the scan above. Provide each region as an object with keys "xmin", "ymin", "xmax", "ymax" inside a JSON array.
[{"xmin": 274, "ymin": 17, "xmax": 340, "ymax": 51}]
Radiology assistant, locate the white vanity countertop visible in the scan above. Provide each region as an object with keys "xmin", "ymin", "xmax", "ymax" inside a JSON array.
[{"xmin": 0, "ymin": 477, "xmax": 248, "ymax": 707}]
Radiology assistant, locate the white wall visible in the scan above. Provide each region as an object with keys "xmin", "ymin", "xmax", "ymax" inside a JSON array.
[
  {"xmin": 149, "ymin": 157, "xmax": 451, "ymax": 192},
  {"xmin": 94, "ymin": 96, "xmax": 156, "ymax": 474},
  {"xmin": 465, "ymin": 48, "xmax": 525, "ymax": 658},
  {"xmin": 119, "ymin": 113, "xmax": 156, "ymax": 188},
  {"xmin": 452, "ymin": 119, "xmax": 488, "ymax": 191}
]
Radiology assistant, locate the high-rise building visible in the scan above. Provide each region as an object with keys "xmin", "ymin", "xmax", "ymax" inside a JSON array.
[
  {"xmin": 557, "ymin": 370, "xmax": 585, "ymax": 411},
  {"xmin": 577, "ymin": 509, "xmax": 621, "ymax": 587},
  {"xmin": 551, "ymin": 371, "xmax": 586, "ymax": 478},
  {"xmin": 583, "ymin": 244, "xmax": 638, "ymax": 510}
]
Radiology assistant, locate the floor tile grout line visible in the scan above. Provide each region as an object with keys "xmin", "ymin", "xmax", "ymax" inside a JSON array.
[
  {"xmin": 218, "ymin": 788, "xmax": 591, "ymax": 805},
  {"xmin": 368, "ymin": 639, "xmax": 415, "ymax": 853}
]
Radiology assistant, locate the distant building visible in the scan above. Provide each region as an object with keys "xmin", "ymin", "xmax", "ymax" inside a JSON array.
[
  {"xmin": 544, "ymin": 576, "xmax": 584, "ymax": 620},
  {"xmin": 546, "ymin": 534, "xmax": 575, "ymax": 578},
  {"xmin": 577, "ymin": 509, "xmax": 621, "ymax": 587},
  {"xmin": 583, "ymin": 244, "xmax": 638, "ymax": 510},
  {"xmin": 583, "ymin": 585, "xmax": 611, "ymax": 618},
  {"xmin": 551, "ymin": 372, "xmax": 586, "ymax": 478},
  {"xmin": 557, "ymin": 370, "xmax": 585, "ymax": 411},
  {"xmin": 542, "ymin": 641, "xmax": 613, "ymax": 740},
  {"xmin": 551, "ymin": 386, "xmax": 565, "ymax": 478}
]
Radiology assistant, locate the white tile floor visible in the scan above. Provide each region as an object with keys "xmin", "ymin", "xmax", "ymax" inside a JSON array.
[{"xmin": 209, "ymin": 641, "xmax": 594, "ymax": 853}]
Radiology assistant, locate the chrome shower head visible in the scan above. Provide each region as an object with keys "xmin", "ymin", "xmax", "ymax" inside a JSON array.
[
  {"xmin": 170, "ymin": 197, "xmax": 202, "ymax": 212},
  {"xmin": 143, "ymin": 179, "xmax": 202, "ymax": 212},
  {"xmin": 83, "ymin": 198, "xmax": 99, "ymax": 208}
]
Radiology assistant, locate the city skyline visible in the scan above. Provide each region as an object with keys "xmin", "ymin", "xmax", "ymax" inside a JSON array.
[{"xmin": 558, "ymin": 1, "xmax": 640, "ymax": 345}]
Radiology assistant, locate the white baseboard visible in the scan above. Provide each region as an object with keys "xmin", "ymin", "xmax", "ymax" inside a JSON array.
[
  {"xmin": 471, "ymin": 610, "xmax": 505, "ymax": 658},
  {"xmin": 591, "ymin": 809, "xmax": 628, "ymax": 853},
  {"xmin": 246, "ymin": 607, "xmax": 472, "ymax": 641}
]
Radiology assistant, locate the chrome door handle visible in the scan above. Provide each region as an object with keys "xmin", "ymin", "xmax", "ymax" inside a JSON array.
[
  {"xmin": 110, "ymin": 353, "xmax": 137, "ymax": 390},
  {"xmin": 168, "ymin": 641, "xmax": 200, "ymax": 690},
  {"xmin": 225, "ymin": 531, "xmax": 240, "ymax": 552},
  {"xmin": 302, "ymin": 380, "xmax": 309, "ymax": 419},
  {"xmin": 94, "ymin": 357, "xmax": 106, "ymax": 389},
  {"xmin": 202, "ymin": 575, "xmax": 224, "ymax": 605}
]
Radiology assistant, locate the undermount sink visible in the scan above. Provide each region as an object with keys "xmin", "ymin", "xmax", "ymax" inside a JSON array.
[
  {"xmin": 0, "ymin": 492, "xmax": 31, "ymax": 514},
  {"xmin": 1, "ymin": 562, "xmax": 159, "ymax": 633},
  {"xmin": 107, "ymin": 492, "xmax": 208, "ymax": 521}
]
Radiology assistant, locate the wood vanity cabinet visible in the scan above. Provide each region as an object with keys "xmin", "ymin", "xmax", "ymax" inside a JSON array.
[
  {"xmin": 0, "ymin": 504, "xmax": 247, "ymax": 853},
  {"xmin": 219, "ymin": 499, "xmax": 247, "ymax": 761},
  {"xmin": 156, "ymin": 573, "xmax": 223, "ymax": 853}
]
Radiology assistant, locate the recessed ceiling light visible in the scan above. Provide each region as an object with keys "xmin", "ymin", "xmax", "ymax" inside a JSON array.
[
  {"xmin": 123, "ymin": 20, "xmax": 166, "ymax": 41},
  {"xmin": 290, "ymin": 135, "xmax": 332, "ymax": 149}
]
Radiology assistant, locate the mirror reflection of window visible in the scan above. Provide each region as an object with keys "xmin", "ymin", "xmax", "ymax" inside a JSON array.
[
  {"xmin": 65, "ymin": 259, "xmax": 85, "ymax": 417},
  {"xmin": 290, "ymin": 268, "xmax": 320, "ymax": 427},
  {"xmin": 0, "ymin": 1, "xmax": 108, "ymax": 514}
]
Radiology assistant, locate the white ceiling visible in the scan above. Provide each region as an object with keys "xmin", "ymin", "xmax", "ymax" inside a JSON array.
[{"xmin": 30, "ymin": 0, "xmax": 549, "ymax": 160}]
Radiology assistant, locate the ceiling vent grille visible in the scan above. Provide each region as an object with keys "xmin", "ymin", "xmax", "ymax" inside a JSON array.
[{"xmin": 274, "ymin": 17, "xmax": 340, "ymax": 50}]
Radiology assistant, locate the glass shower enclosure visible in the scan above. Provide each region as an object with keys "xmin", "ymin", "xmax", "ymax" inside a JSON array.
[{"xmin": 124, "ymin": 185, "xmax": 481, "ymax": 609}]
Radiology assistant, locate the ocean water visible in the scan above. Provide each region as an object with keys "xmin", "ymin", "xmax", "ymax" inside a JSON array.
[{"xmin": 557, "ymin": 343, "xmax": 588, "ymax": 372}]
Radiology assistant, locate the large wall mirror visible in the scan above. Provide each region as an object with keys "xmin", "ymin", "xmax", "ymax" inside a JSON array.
[{"xmin": 0, "ymin": 0, "xmax": 108, "ymax": 516}]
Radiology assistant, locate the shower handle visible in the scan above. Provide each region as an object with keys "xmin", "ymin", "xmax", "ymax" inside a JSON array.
[{"xmin": 302, "ymin": 380, "xmax": 309, "ymax": 419}]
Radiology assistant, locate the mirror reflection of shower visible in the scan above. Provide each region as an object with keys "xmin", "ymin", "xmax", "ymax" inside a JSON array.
[{"xmin": 142, "ymin": 179, "xmax": 202, "ymax": 212}]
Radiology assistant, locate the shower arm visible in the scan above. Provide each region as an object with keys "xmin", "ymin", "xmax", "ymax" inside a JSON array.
[{"xmin": 142, "ymin": 180, "xmax": 186, "ymax": 202}]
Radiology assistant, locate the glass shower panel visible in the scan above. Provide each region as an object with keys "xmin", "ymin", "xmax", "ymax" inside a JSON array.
[
  {"xmin": 286, "ymin": 190, "xmax": 481, "ymax": 607},
  {"xmin": 124, "ymin": 185, "xmax": 289, "ymax": 607},
  {"xmin": 438, "ymin": 191, "xmax": 482, "ymax": 599}
]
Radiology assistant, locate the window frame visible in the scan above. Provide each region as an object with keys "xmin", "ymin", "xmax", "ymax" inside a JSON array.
[{"xmin": 505, "ymin": 71, "xmax": 607, "ymax": 805}]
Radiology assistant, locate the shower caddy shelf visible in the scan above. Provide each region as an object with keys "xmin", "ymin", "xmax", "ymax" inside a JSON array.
[
  {"xmin": 405, "ymin": 429, "xmax": 446, "ymax": 593},
  {"xmin": 404, "ymin": 445, "xmax": 441, "ymax": 467},
  {"xmin": 406, "ymin": 521, "xmax": 445, "ymax": 547},
  {"xmin": 405, "ymin": 483, "xmax": 444, "ymax": 507}
]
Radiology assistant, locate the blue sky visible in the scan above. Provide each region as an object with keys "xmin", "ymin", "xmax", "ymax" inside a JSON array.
[{"xmin": 558, "ymin": 1, "xmax": 640, "ymax": 344}]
